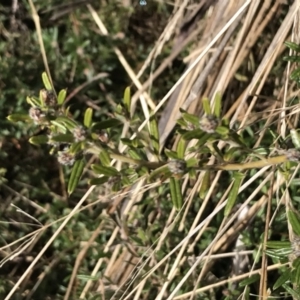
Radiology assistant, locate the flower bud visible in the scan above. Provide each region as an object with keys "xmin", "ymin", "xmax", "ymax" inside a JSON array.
[
  {"xmin": 72, "ymin": 126, "xmax": 87, "ymax": 142},
  {"xmin": 40, "ymin": 89, "xmax": 56, "ymax": 107},
  {"xmin": 57, "ymin": 148, "xmax": 75, "ymax": 166},
  {"xmin": 168, "ymin": 159, "xmax": 187, "ymax": 175},
  {"xmin": 29, "ymin": 107, "xmax": 46, "ymax": 124},
  {"xmin": 199, "ymin": 115, "xmax": 219, "ymax": 133}
]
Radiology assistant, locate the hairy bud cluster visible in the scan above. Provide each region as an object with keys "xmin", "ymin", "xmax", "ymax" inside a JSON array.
[
  {"xmin": 199, "ymin": 115, "xmax": 219, "ymax": 133},
  {"xmin": 168, "ymin": 159, "xmax": 187, "ymax": 175}
]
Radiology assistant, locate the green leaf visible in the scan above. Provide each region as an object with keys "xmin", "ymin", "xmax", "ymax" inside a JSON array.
[
  {"xmin": 92, "ymin": 119, "xmax": 123, "ymax": 130},
  {"xmin": 29, "ymin": 135, "xmax": 49, "ymax": 145},
  {"xmin": 176, "ymin": 137, "xmax": 186, "ymax": 159},
  {"xmin": 285, "ymin": 41, "xmax": 300, "ymax": 52},
  {"xmin": 273, "ymin": 270, "xmax": 291, "ymax": 290},
  {"xmin": 282, "ymin": 283, "xmax": 300, "ymax": 300},
  {"xmin": 84, "ymin": 108, "xmax": 93, "ymax": 128},
  {"xmin": 148, "ymin": 165, "xmax": 170, "ymax": 182},
  {"xmin": 224, "ymin": 172, "xmax": 244, "ymax": 216},
  {"xmin": 215, "ymin": 126, "xmax": 229, "ymax": 136},
  {"xmin": 186, "ymin": 158, "xmax": 198, "ymax": 168},
  {"xmin": 199, "ymin": 171, "xmax": 210, "ymax": 198},
  {"xmin": 291, "ymin": 129, "xmax": 300, "ymax": 149},
  {"xmin": 7, "ymin": 114, "xmax": 31, "ymax": 123},
  {"xmin": 57, "ymin": 89, "xmax": 67, "ymax": 105},
  {"xmin": 283, "ymin": 55, "xmax": 300, "ymax": 63},
  {"xmin": 164, "ymin": 149, "xmax": 178, "ymax": 160},
  {"xmin": 68, "ymin": 159, "xmax": 85, "ymax": 195},
  {"xmin": 123, "ymin": 86, "xmax": 131, "ymax": 114},
  {"xmin": 27, "ymin": 96, "xmax": 41, "ymax": 107},
  {"xmin": 149, "ymin": 115, "xmax": 160, "ymax": 154},
  {"xmin": 99, "ymin": 150, "xmax": 111, "ymax": 167},
  {"xmin": 128, "ymin": 149, "xmax": 143, "ymax": 160},
  {"xmin": 50, "ymin": 134, "xmax": 74, "ymax": 143},
  {"xmin": 42, "ymin": 72, "xmax": 53, "ymax": 90},
  {"xmin": 91, "ymin": 164, "xmax": 119, "ymax": 176},
  {"xmin": 89, "ymin": 177, "xmax": 109, "ymax": 185},
  {"xmin": 53, "ymin": 117, "xmax": 78, "ymax": 131},
  {"xmin": 288, "ymin": 211, "xmax": 300, "ymax": 236},
  {"xmin": 182, "ymin": 129, "xmax": 207, "ymax": 141},
  {"xmin": 202, "ymin": 97, "xmax": 211, "ymax": 115},
  {"xmin": 267, "ymin": 241, "xmax": 291, "ymax": 249},
  {"xmin": 181, "ymin": 111, "xmax": 200, "ymax": 127},
  {"xmin": 213, "ymin": 92, "xmax": 222, "ymax": 118},
  {"xmin": 169, "ymin": 177, "xmax": 183, "ymax": 210},
  {"xmin": 239, "ymin": 274, "xmax": 260, "ymax": 287}
]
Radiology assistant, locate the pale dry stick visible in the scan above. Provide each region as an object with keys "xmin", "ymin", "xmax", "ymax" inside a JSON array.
[
  {"xmin": 28, "ymin": 0, "xmax": 55, "ymax": 92},
  {"xmin": 81, "ymin": 179, "xmax": 147, "ymax": 298},
  {"xmin": 186, "ymin": 168, "xmax": 274, "ymax": 299},
  {"xmin": 166, "ymin": 169, "xmax": 276, "ymax": 300},
  {"xmin": 87, "ymin": 4, "xmax": 155, "ymax": 113},
  {"xmin": 224, "ymin": 0, "xmax": 279, "ymax": 97},
  {"xmin": 64, "ymin": 222, "xmax": 104, "ymax": 300},
  {"xmin": 178, "ymin": 171, "xmax": 206, "ymax": 232},
  {"xmin": 123, "ymin": 0, "xmax": 252, "ymax": 151},
  {"xmin": 26, "ymin": 244, "xmax": 78, "ymax": 300},
  {"xmin": 2, "ymin": 185, "xmax": 46, "ymax": 213},
  {"xmin": 237, "ymin": 38, "xmax": 285, "ymax": 133},
  {"xmin": 270, "ymin": 164, "xmax": 300, "ymax": 226},
  {"xmin": 4, "ymin": 185, "xmax": 96, "ymax": 300},
  {"xmin": 173, "ymin": 262, "xmax": 288, "ymax": 300},
  {"xmin": 188, "ymin": 165, "xmax": 270, "ymax": 253},
  {"xmin": 210, "ymin": 0, "xmax": 260, "ymax": 99},
  {"xmin": 259, "ymin": 169, "xmax": 275, "ymax": 299},
  {"xmin": 231, "ymin": 0, "xmax": 300, "ymax": 127},
  {"xmin": 0, "ymin": 235, "xmax": 36, "ymax": 268},
  {"xmin": 155, "ymin": 170, "xmax": 223, "ymax": 299},
  {"xmin": 122, "ymin": 201, "xmax": 228, "ymax": 300},
  {"xmin": 160, "ymin": 12, "xmax": 240, "ymax": 149},
  {"xmin": 79, "ymin": 225, "xmax": 119, "ymax": 299}
]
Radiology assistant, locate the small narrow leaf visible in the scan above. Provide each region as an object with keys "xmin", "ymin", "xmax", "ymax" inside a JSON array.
[
  {"xmin": 215, "ymin": 126, "xmax": 229, "ymax": 136},
  {"xmin": 273, "ymin": 270, "xmax": 290, "ymax": 290},
  {"xmin": 239, "ymin": 274, "xmax": 260, "ymax": 287},
  {"xmin": 199, "ymin": 171, "xmax": 210, "ymax": 198},
  {"xmin": 84, "ymin": 108, "xmax": 93, "ymax": 128},
  {"xmin": 288, "ymin": 210, "xmax": 300, "ymax": 236},
  {"xmin": 202, "ymin": 97, "xmax": 211, "ymax": 115},
  {"xmin": 68, "ymin": 159, "xmax": 85, "ymax": 195},
  {"xmin": 182, "ymin": 129, "xmax": 207, "ymax": 141},
  {"xmin": 148, "ymin": 165, "xmax": 170, "ymax": 182},
  {"xmin": 224, "ymin": 172, "xmax": 244, "ymax": 216},
  {"xmin": 149, "ymin": 115, "xmax": 160, "ymax": 154},
  {"xmin": 7, "ymin": 114, "xmax": 31, "ymax": 123},
  {"xmin": 89, "ymin": 176, "xmax": 109, "ymax": 185},
  {"xmin": 29, "ymin": 135, "xmax": 49, "ymax": 145},
  {"xmin": 123, "ymin": 87, "xmax": 131, "ymax": 114},
  {"xmin": 291, "ymin": 129, "xmax": 300, "ymax": 149},
  {"xmin": 99, "ymin": 150, "xmax": 111, "ymax": 167},
  {"xmin": 50, "ymin": 134, "xmax": 74, "ymax": 143},
  {"xmin": 57, "ymin": 89, "xmax": 67, "ymax": 105},
  {"xmin": 176, "ymin": 137, "xmax": 186, "ymax": 159},
  {"xmin": 42, "ymin": 72, "xmax": 53, "ymax": 90},
  {"xmin": 27, "ymin": 96, "xmax": 41, "ymax": 107},
  {"xmin": 213, "ymin": 92, "xmax": 222, "ymax": 118},
  {"xmin": 285, "ymin": 41, "xmax": 300, "ymax": 52},
  {"xmin": 267, "ymin": 241, "xmax": 291, "ymax": 249},
  {"xmin": 91, "ymin": 164, "xmax": 119, "ymax": 176},
  {"xmin": 164, "ymin": 150, "xmax": 178, "ymax": 160},
  {"xmin": 169, "ymin": 177, "xmax": 183, "ymax": 210},
  {"xmin": 282, "ymin": 284, "xmax": 300, "ymax": 299},
  {"xmin": 92, "ymin": 119, "xmax": 123, "ymax": 130},
  {"xmin": 53, "ymin": 117, "xmax": 78, "ymax": 131},
  {"xmin": 181, "ymin": 112, "xmax": 200, "ymax": 126}
]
